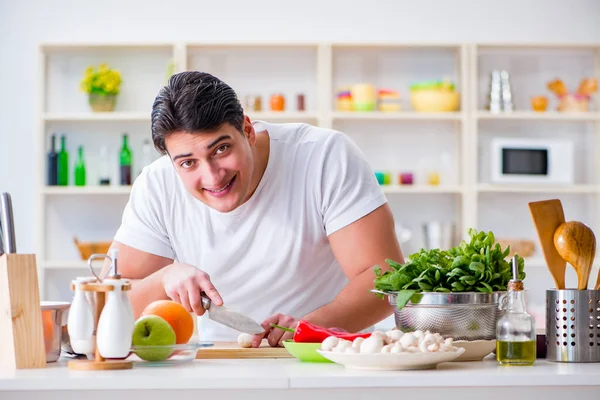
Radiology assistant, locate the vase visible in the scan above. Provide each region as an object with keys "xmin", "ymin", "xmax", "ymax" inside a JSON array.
[{"xmin": 89, "ymin": 93, "xmax": 117, "ymax": 112}]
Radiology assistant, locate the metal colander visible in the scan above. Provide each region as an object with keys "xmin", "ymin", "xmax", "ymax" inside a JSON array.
[{"xmin": 380, "ymin": 291, "xmax": 505, "ymax": 341}]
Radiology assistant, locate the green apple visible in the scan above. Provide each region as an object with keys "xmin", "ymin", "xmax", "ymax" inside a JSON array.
[{"xmin": 132, "ymin": 315, "xmax": 176, "ymax": 361}]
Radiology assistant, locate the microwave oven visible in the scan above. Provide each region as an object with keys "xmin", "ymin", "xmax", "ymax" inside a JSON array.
[{"xmin": 490, "ymin": 137, "xmax": 574, "ymax": 184}]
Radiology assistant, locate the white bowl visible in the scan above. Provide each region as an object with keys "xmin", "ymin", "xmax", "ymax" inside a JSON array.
[
  {"xmin": 316, "ymin": 348, "xmax": 465, "ymax": 371},
  {"xmin": 452, "ymin": 340, "xmax": 496, "ymax": 361}
]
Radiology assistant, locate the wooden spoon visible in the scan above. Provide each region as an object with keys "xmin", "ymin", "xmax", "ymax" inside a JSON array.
[
  {"xmin": 594, "ymin": 269, "xmax": 600, "ymax": 290},
  {"xmin": 554, "ymin": 221, "xmax": 596, "ymax": 290},
  {"xmin": 528, "ymin": 199, "xmax": 566, "ymax": 289}
]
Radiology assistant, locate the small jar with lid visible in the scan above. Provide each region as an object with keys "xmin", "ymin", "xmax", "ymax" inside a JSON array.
[{"xmin": 270, "ymin": 94, "xmax": 285, "ymax": 112}]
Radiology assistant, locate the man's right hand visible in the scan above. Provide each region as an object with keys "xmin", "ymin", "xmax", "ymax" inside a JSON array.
[{"xmin": 161, "ymin": 263, "xmax": 223, "ymax": 316}]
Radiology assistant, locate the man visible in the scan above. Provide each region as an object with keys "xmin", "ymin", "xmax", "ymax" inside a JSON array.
[{"xmin": 109, "ymin": 71, "xmax": 404, "ymax": 347}]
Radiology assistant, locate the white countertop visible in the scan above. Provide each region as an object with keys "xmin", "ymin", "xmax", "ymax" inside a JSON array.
[{"xmin": 1, "ymin": 356, "xmax": 600, "ymax": 391}]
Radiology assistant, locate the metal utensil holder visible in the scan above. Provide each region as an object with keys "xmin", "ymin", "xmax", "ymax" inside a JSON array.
[{"xmin": 546, "ymin": 289, "xmax": 600, "ymax": 362}]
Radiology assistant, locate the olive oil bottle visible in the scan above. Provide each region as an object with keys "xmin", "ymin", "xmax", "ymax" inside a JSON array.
[{"xmin": 496, "ymin": 255, "xmax": 536, "ymax": 366}]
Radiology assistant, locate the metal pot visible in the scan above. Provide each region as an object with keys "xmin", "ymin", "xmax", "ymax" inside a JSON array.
[
  {"xmin": 41, "ymin": 301, "xmax": 70, "ymax": 363},
  {"xmin": 378, "ymin": 291, "xmax": 505, "ymax": 341}
]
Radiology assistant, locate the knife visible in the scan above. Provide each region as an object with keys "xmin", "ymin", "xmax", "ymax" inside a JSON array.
[
  {"xmin": 0, "ymin": 193, "xmax": 16, "ymax": 254},
  {"xmin": 201, "ymin": 293, "xmax": 264, "ymax": 335}
]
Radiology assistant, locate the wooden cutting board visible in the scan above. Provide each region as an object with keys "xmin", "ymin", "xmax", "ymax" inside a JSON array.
[{"xmin": 195, "ymin": 341, "xmax": 292, "ymax": 359}]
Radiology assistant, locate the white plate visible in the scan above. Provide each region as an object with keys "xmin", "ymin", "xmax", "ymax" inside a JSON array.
[
  {"xmin": 453, "ymin": 340, "xmax": 496, "ymax": 361},
  {"xmin": 316, "ymin": 348, "xmax": 465, "ymax": 371}
]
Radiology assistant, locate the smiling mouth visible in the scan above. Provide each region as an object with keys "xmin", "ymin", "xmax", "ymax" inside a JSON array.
[{"xmin": 203, "ymin": 176, "xmax": 236, "ymax": 193}]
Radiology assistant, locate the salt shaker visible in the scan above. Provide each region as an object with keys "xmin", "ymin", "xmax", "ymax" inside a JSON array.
[{"xmin": 67, "ymin": 277, "xmax": 95, "ymax": 356}]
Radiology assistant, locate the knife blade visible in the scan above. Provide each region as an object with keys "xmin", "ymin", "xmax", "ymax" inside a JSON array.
[
  {"xmin": 201, "ymin": 294, "xmax": 264, "ymax": 335},
  {"xmin": 0, "ymin": 193, "xmax": 16, "ymax": 254}
]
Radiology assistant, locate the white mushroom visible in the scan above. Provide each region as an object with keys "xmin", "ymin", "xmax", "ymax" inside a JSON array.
[
  {"xmin": 385, "ymin": 330, "xmax": 404, "ymax": 343},
  {"xmin": 333, "ymin": 339, "xmax": 352, "ymax": 353},
  {"xmin": 439, "ymin": 337, "xmax": 455, "ymax": 352},
  {"xmin": 399, "ymin": 332, "xmax": 418, "ymax": 349},
  {"xmin": 413, "ymin": 330, "xmax": 425, "ymax": 341},
  {"xmin": 344, "ymin": 346, "xmax": 359, "ymax": 354},
  {"xmin": 352, "ymin": 337, "xmax": 365, "ymax": 350},
  {"xmin": 418, "ymin": 336, "xmax": 437, "ymax": 353},
  {"xmin": 390, "ymin": 342, "xmax": 404, "ymax": 353},
  {"xmin": 380, "ymin": 344, "xmax": 393, "ymax": 353},
  {"xmin": 237, "ymin": 333, "xmax": 254, "ymax": 348},
  {"xmin": 360, "ymin": 335, "xmax": 384, "ymax": 353},
  {"xmin": 370, "ymin": 330, "xmax": 391, "ymax": 344},
  {"xmin": 321, "ymin": 336, "xmax": 340, "ymax": 351}
]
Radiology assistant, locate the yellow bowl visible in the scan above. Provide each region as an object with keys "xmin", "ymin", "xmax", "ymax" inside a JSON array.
[{"xmin": 410, "ymin": 90, "xmax": 460, "ymax": 112}]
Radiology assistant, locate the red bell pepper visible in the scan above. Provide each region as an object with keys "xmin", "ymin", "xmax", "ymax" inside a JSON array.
[{"xmin": 271, "ymin": 320, "xmax": 372, "ymax": 343}]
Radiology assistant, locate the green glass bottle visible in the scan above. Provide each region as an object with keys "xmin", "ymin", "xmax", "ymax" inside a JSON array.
[
  {"xmin": 119, "ymin": 133, "xmax": 132, "ymax": 185},
  {"xmin": 74, "ymin": 146, "xmax": 86, "ymax": 186},
  {"xmin": 57, "ymin": 135, "xmax": 69, "ymax": 186}
]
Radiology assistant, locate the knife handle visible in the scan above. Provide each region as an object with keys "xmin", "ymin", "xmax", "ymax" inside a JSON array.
[{"xmin": 200, "ymin": 293, "xmax": 211, "ymax": 311}]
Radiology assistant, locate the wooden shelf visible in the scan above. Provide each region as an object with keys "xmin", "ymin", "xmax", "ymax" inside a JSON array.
[
  {"xmin": 477, "ymin": 184, "xmax": 600, "ymax": 194},
  {"xmin": 332, "ymin": 111, "xmax": 463, "ymax": 121},
  {"xmin": 476, "ymin": 111, "xmax": 600, "ymax": 121},
  {"xmin": 41, "ymin": 186, "xmax": 132, "ymax": 195},
  {"xmin": 382, "ymin": 185, "xmax": 463, "ymax": 194},
  {"xmin": 43, "ymin": 112, "xmax": 150, "ymax": 122}
]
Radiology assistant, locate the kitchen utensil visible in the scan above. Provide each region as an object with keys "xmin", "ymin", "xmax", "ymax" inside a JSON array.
[
  {"xmin": 528, "ymin": 199, "xmax": 567, "ymax": 289},
  {"xmin": 201, "ymin": 293, "xmax": 264, "ymax": 335},
  {"xmin": 595, "ymin": 269, "xmax": 600, "ymax": 290},
  {"xmin": 376, "ymin": 291, "xmax": 504, "ymax": 341},
  {"xmin": 546, "ymin": 289, "xmax": 600, "ymax": 362},
  {"xmin": 0, "ymin": 193, "xmax": 17, "ymax": 253},
  {"xmin": 41, "ymin": 301, "xmax": 70, "ymax": 363},
  {"xmin": 553, "ymin": 221, "xmax": 596, "ymax": 290},
  {"xmin": 195, "ymin": 340, "xmax": 292, "ymax": 359}
]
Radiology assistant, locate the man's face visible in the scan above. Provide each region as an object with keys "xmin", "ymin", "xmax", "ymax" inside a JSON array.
[{"xmin": 165, "ymin": 119, "xmax": 256, "ymax": 213}]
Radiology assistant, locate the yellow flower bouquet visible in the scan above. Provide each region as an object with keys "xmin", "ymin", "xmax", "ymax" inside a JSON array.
[{"xmin": 80, "ymin": 63, "xmax": 122, "ymax": 112}]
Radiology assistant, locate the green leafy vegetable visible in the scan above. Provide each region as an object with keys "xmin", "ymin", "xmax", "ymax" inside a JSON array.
[{"xmin": 373, "ymin": 229, "xmax": 526, "ymax": 309}]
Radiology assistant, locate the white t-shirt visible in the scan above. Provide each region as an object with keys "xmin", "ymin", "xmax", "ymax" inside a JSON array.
[{"xmin": 114, "ymin": 121, "xmax": 387, "ymax": 341}]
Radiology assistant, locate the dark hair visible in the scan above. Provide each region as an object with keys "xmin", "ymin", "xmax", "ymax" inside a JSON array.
[{"xmin": 151, "ymin": 71, "xmax": 244, "ymax": 154}]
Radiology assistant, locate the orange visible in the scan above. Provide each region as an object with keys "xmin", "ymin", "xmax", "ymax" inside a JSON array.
[{"xmin": 141, "ymin": 300, "xmax": 194, "ymax": 344}]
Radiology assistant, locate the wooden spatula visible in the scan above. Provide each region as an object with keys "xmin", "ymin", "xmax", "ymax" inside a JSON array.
[
  {"xmin": 594, "ymin": 269, "xmax": 600, "ymax": 290},
  {"xmin": 528, "ymin": 199, "xmax": 566, "ymax": 289},
  {"xmin": 554, "ymin": 221, "xmax": 596, "ymax": 290}
]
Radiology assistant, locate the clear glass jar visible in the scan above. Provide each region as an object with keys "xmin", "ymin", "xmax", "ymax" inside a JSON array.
[{"xmin": 496, "ymin": 281, "xmax": 536, "ymax": 366}]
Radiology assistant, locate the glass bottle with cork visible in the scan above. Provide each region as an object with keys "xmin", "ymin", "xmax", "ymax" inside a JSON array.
[{"xmin": 496, "ymin": 255, "xmax": 536, "ymax": 366}]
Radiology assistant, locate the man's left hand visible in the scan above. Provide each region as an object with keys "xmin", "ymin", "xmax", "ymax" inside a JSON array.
[{"xmin": 251, "ymin": 314, "xmax": 298, "ymax": 348}]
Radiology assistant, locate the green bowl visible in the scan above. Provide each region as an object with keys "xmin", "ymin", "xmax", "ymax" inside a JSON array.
[{"xmin": 282, "ymin": 340, "xmax": 332, "ymax": 363}]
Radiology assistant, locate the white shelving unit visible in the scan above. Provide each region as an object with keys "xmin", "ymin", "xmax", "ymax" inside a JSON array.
[{"xmin": 37, "ymin": 42, "xmax": 600, "ymax": 310}]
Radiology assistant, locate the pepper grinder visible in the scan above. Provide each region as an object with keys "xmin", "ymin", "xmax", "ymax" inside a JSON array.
[{"xmin": 496, "ymin": 255, "xmax": 536, "ymax": 366}]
